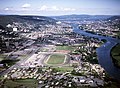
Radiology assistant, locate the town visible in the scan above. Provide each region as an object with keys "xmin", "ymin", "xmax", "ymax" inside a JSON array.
[{"xmin": 0, "ymin": 15, "xmax": 120, "ymax": 88}]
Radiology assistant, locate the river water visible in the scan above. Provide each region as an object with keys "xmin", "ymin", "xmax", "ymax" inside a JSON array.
[{"xmin": 72, "ymin": 24, "xmax": 120, "ymax": 80}]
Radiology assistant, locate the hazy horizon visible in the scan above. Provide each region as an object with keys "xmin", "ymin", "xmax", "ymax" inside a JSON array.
[{"xmin": 0, "ymin": 13, "xmax": 119, "ymax": 17}]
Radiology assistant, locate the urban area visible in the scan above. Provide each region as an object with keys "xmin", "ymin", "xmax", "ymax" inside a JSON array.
[{"xmin": 0, "ymin": 15, "xmax": 120, "ymax": 88}]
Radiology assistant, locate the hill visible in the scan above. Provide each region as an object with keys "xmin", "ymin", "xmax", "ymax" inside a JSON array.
[
  {"xmin": 0, "ymin": 15, "xmax": 57, "ymax": 53},
  {"xmin": 51, "ymin": 14, "xmax": 112, "ymax": 21},
  {"xmin": 106, "ymin": 16, "xmax": 120, "ymax": 21},
  {"xmin": 0, "ymin": 15, "xmax": 56, "ymax": 29}
]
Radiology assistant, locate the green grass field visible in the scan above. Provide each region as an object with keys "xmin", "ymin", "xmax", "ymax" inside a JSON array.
[
  {"xmin": 56, "ymin": 45, "xmax": 75, "ymax": 51},
  {"xmin": 0, "ymin": 57, "xmax": 4, "ymax": 61},
  {"xmin": 52, "ymin": 66, "xmax": 73, "ymax": 72},
  {"xmin": 47, "ymin": 54, "xmax": 65, "ymax": 65},
  {"xmin": 0, "ymin": 54, "xmax": 6, "ymax": 61},
  {"xmin": 111, "ymin": 44, "xmax": 120, "ymax": 67},
  {"xmin": 3, "ymin": 79, "xmax": 38, "ymax": 88}
]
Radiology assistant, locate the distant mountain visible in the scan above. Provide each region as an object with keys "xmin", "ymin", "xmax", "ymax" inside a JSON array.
[
  {"xmin": 106, "ymin": 16, "xmax": 120, "ymax": 30},
  {"xmin": 19, "ymin": 15, "xmax": 56, "ymax": 23},
  {"xmin": 0, "ymin": 15, "xmax": 57, "ymax": 52},
  {"xmin": 106, "ymin": 16, "xmax": 120, "ymax": 21},
  {"xmin": 51, "ymin": 14, "xmax": 113, "ymax": 21},
  {"xmin": 0, "ymin": 15, "xmax": 57, "ymax": 39},
  {"xmin": 0, "ymin": 15, "xmax": 56, "ymax": 29}
]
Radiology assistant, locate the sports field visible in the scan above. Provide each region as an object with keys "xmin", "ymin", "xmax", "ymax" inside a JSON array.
[
  {"xmin": 52, "ymin": 66, "xmax": 74, "ymax": 72},
  {"xmin": 56, "ymin": 45, "xmax": 75, "ymax": 51},
  {"xmin": 47, "ymin": 54, "xmax": 65, "ymax": 65},
  {"xmin": 0, "ymin": 54, "xmax": 5, "ymax": 61}
]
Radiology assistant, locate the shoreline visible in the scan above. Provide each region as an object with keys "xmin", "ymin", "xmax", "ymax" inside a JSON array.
[
  {"xmin": 110, "ymin": 43, "xmax": 120, "ymax": 68},
  {"xmin": 72, "ymin": 24, "xmax": 120, "ymax": 80}
]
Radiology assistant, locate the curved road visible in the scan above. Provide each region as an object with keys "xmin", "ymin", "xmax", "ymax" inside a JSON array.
[{"xmin": 72, "ymin": 24, "xmax": 120, "ymax": 80}]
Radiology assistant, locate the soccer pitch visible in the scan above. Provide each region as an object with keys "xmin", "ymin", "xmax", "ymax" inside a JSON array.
[{"xmin": 47, "ymin": 54, "xmax": 65, "ymax": 65}]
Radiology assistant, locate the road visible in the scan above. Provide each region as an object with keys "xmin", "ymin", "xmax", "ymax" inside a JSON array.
[{"xmin": 0, "ymin": 50, "xmax": 35, "ymax": 76}]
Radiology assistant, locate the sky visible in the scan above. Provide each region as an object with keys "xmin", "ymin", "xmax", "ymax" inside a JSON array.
[{"xmin": 0, "ymin": 0, "xmax": 120, "ymax": 16}]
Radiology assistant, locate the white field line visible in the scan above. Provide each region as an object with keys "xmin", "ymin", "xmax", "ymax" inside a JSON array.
[
  {"xmin": 44, "ymin": 54, "xmax": 51, "ymax": 65},
  {"xmin": 63, "ymin": 55, "xmax": 67, "ymax": 64}
]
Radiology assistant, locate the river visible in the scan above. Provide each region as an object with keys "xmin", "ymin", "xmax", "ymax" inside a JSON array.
[{"xmin": 72, "ymin": 24, "xmax": 120, "ymax": 80}]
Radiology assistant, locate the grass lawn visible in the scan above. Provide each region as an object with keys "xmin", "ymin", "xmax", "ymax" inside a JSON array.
[
  {"xmin": 56, "ymin": 45, "xmax": 75, "ymax": 51},
  {"xmin": 117, "ymin": 32, "xmax": 120, "ymax": 38},
  {"xmin": 0, "ymin": 59, "xmax": 19, "ymax": 66},
  {"xmin": 47, "ymin": 54, "xmax": 65, "ymax": 65},
  {"xmin": 0, "ymin": 57, "xmax": 4, "ymax": 61},
  {"xmin": 52, "ymin": 66, "xmax": 73, "ymax": 72},
  {"xmin": 3, "ymin": 79, "xmax": 38, "ymax": 88},
  {"xmin": 0, "ymin": 54, "xmax": 6, "ymax": 61},
  {"xmin": 111, "ymin": 44, "xmax": 120, "ymax": 67},
  {"xmin": 41, "ymin": 48, "xmax": 49, "ymax": 52}
]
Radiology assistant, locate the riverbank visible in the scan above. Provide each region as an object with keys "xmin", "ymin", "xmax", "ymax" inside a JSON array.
[
  {"xmin": 73, "ymin": 24, "xmax": 120, "ymax": 81},
  {"xmin": 111, "ymin": 44, "xmax": 120, "ymax": 68}
]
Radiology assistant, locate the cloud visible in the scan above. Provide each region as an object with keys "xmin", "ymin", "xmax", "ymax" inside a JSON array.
[
  {"xmin": 63, "ymin": 8, "xmax": 76, "ymax": 11},
  {"xmin": 22, "ymin": 4, "xmax": 31, "ymax": 8},
  {"xmin": 40, "ymin": 5, "xmax": 48, "ymax": 10},
  {"xmin": 51, "ymin": 6, "xmax": 59, "ymax": 11},
  {"xmin": 40, "ymin": 5, "xmax": 59, "ymax": 11},
  {"xmin": 4, "ymin": 8, "xmax": 9, "ymax": 11},
  {"xmin": 21, "ymin": 8, "xmax": 30, "ymax": 11},
  {"xmin": 39, "ymin": 5, "xmax": 75, "ymax": 11}
]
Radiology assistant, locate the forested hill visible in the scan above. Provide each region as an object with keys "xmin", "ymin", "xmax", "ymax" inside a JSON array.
[{"xmin": 0, "ymin": 15, "xmax": 56, "ymax": 29}]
